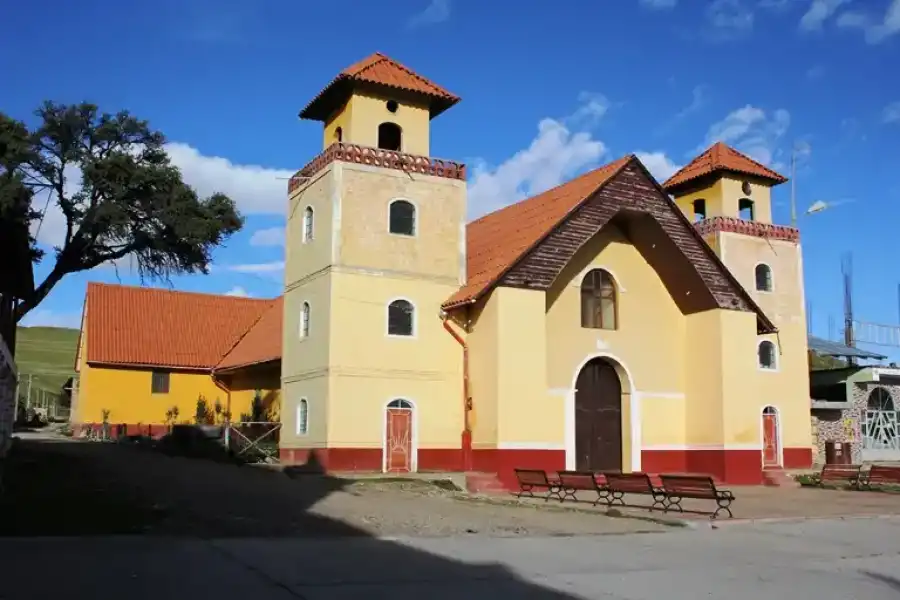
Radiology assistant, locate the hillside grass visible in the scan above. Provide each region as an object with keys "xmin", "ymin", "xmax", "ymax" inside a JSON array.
[{"xmin": 14, "ymin": 326, "xmax": 80, "ymax": 394}]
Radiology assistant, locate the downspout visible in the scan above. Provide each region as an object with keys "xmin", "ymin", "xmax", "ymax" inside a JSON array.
[
  {"xmin": 211, "ymin": 370, "xmax": 232, "ymax": 449},
  {"xmin": 442, "ymin": 308, "xmax": 472, "ymax": 472}
]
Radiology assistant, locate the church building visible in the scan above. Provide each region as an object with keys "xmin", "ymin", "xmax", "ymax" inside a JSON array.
[{"xmin": 278, "ymin": 52, "xmax": 813, "ymax": 486}]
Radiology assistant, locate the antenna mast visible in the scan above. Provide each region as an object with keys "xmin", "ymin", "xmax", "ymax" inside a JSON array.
[{"xmin": 790, "ymin": 144, "xmax": 797, "ymax": 228}]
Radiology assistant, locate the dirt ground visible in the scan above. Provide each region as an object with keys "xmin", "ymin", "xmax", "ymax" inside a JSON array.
[{"xmin": 0, "ymin": 436, "xmax": 669, "ymax": 538}]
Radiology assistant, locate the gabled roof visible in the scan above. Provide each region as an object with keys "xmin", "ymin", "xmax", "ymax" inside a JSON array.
[
  {"xmin": 662, "ymin": 142, "xmax": 788, "ymax": 193},
  {"xmin": 443, "ymin": 156, "xmax": 632, "ymax": 309},
  {"xmin": 216, "ymin": 297, "xmax": 283, "ymax": 372},
  {"xmin": 83, "ymin": 283, "xmax": 273, "ymax": 370},
  {"xmin": 299, "ymin": 52, "xmax": 460, "ymax": 121},
  {"xmin": 442, "ymin": 154, "xmax": 775, "ymax": 333}
]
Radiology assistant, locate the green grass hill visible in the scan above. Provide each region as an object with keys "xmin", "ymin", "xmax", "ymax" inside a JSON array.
[{"xmin": 14, "ymin": 326, "xmax": 80, "ymax": 394}]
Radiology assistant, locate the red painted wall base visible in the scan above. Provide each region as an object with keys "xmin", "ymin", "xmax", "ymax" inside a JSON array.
[{"xmin": 280, "ymin": 446, "xmax": 813, "ymax": 489}]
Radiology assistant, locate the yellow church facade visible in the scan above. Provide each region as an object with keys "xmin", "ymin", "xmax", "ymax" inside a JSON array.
[{"xmin": 278, "ymin": 53, "xmax": 813, "ymax": 486}]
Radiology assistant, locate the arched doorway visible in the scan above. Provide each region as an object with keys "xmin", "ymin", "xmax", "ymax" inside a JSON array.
[
  {"xmin": 574, "ymin": 358, "xmax": 622, "ymax": 471},
  {"xmin": 384, "ymin": 399, "xmax": 414, "ymax": 473},
  {"xmin": 762, "ymin": 406, "xmax": 781, "ymax": 468},
  {"xmin": 377, "ymin": 122, "xmax": 402, "ymax": 151}
]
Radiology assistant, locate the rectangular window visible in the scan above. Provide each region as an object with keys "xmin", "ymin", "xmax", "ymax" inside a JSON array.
[{"xmin": 151, "ymin": 371, "xmax": 170, "ymax": 394}]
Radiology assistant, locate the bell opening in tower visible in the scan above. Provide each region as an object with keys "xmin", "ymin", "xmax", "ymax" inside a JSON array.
[
  {"xmin": 378, "ymin": 122, "xmax": 402, "ymax": 151},
  {"xmin": 739, "ymin": 198, "xmax": 755, "ymax": 221}
]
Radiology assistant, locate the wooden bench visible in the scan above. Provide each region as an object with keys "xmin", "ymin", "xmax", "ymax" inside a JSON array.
[
  {"xmin": 858, "ymin": 464, "xmax": 900, "ymax": 491},
  {"xmin": 814, "ymin": 463, "xmax": 862, "ymax": 487},
  {"xmin": 556, "ymin": 470, "xmax": 609, "ymax": 505},
  {"xmin": 659, "ymin": 474, "xmax": 735, "ymax": 519},
  {"xmin": 513, "ymin": 469, "xmax": 562, "ymax": 501},
  {"xmin": 602, "ymin": 472, "xmax": 667, "ymax": 511}
]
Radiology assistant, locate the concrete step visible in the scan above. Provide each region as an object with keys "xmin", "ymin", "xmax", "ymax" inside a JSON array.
[
  {"xmin": 762, "ymin": 468, "xmax": 800, "ymax": 487},
  {"xmin": 465, "ymin": 471, "xmax": 507, "ymax": 494}
]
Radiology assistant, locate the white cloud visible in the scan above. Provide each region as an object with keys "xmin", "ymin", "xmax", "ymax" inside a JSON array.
[
  {"xmin": 799, "ymin": 0, "xmax": 851, "ymax": 31},
  {"xmin": 634, "ymin": 152, "xmax": 683, "ymax": 182},
  {"xmin": 701, "ymin": 105, "xmax": 791, "ymax": 166},
  {"xmin": 249, "ymin": 227, "xmax": 286, "ymax": 247},
  {"xmin": 837, "ymin": 0, "xmax": 900, "ymax": 44},
  {"xmin": 225, "ymin": 261, "xmax": 285, "ymax": 274},
  {"xmin": 883, "ymin": 101, "xmax": 900, "ymax": 123},
  {"xmin": 467, "ymin": 99, "xmax": 608, "ymax": 218},
  {"xmin": 639, "ymin": 0, "xmax": 677, "ymax": 9},
  {"xmin": 407, "ymin": 0, "xmax": 450, "ymax": 28},
  {"xmin": 568, "ymin": 92, "xmax": 611, "ymax": 128},
  {"xmin": 19, "ymin": 309, "xmax": 83, "ymax": 330},
  {"xmin": 676, "ymin": 85, "xmax": 709, "ymax": 119},
  {"xmin": 225, "ymin": 286, "xmax": 251, "ymax": 297},
  {"xmin": 706, "ymin": 0, "xmax": 755, "ymax": 39}
]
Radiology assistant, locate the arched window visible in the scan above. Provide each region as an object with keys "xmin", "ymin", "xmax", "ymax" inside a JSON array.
[
  {"xmin": 581, "ymin": 269, "xmax": 617, "ymax": 330},
  {"xmin": 303, "ymin": 206, "xmax": 314, "ymax": 243},
  {"xmin": 296, "ymin": 398, "xmax": 308, "ymax": 435},
  {"xmin": 692, "ymin": 198, "xmax": 707, "ymax": 222},
  {"xmin": 739, "ymin": 198, "xmax": 755, "ymax": 220},
  {"xmin": 299, "ymin": 302, "xmax": 310, "ymax": 339},
  {"xmin": 758, "ymin": 340, "xmax": 777, "ymax": 370},
  {"xmin": 388, "ymin": 399, "xmax": 413, "ymax": 409},
  {"xmin": 867, "ymin": 388, "xmax": 895, "ymax": 412},
  {"xmin": 389, "ymin": 200, "xmax": 416, "ymax": 236},
  {"xmin": 378, "ymin": 122, "xmax": 402, "ymax": 151},
  {"xmin": 334, "ymin": 126, "xmax": 343, "ymax": 143},
  {"xmin": 755, "ymin": 263, "xmax": 773, "ymax": 292},
  {"xmin": 387, "ymin": 299, "xmax": 414, "ymax": 337}
]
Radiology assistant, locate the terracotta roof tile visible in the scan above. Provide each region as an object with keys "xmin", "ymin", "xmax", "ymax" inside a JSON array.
[
  {"xmin": 215, "ymin": 297, "xmax": 283, "ymax": 371},
  {"xmin": 662, "ymin": 142, "xmax": 787, "ymax": 192},
  {"xmin": 84, "ymin": 283, "xmax": 273, "ymax": 370},
  {"xmin": 300, "ymin": 52, "xmax": 460, "ymax": 120},
  {"xmin": 443, "ymin": 156, "xmax": 633, "ymax": 309}
]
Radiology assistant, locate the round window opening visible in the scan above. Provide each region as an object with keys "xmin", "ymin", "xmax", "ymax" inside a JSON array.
[
  {"xmin": 741, "ymin": 181, "xmax": 752, "ymax": 195},
  {"xmin": 386, "ymin": 100, "xmax": 399, "ymax": 113}
]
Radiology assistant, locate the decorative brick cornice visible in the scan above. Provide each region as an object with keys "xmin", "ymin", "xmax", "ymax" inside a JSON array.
[
  {"xmin": 288, "ymin": 143, "xmax": 466, "ymax": 193},
  {"xmin": 693, "ymin": 216, "xmax": 799, "ymax": 243}
]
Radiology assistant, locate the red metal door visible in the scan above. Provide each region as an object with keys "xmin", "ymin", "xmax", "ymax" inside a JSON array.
[
  {"xmin": 762, "ymin": 412, "xmax": 779, "ymax": 467},
  {"xmin": 386, "ymin": 408, "xmax": 412, "ymax": 473}
]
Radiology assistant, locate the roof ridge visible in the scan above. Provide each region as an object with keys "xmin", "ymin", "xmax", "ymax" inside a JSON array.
[
  {"xmin": 353, "ymin": 52, "xmax": 452, "ymax": 97},
  {"xmin": 87, "ymin": 281, "xmax": 273, "ymax": 303},
  {"xmin": 214, "ymin": 298, "xmax": 280, "ymax": 371}
]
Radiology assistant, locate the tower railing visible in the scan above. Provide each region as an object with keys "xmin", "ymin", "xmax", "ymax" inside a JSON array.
[
  {"xmin": 693, "ymin": 215, "xmax": 800, "ymax": 243},
  {"xmin": 288, "ymin": 142, "xmax": 466, "ymax": 193}
]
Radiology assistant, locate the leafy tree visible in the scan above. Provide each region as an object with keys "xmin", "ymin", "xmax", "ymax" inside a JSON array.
[{"xmin": 0, "ymin": 102, "xmax": 243, "ymax": 321}]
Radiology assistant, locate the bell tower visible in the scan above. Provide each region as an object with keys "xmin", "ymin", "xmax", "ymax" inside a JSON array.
[
  {"xmin": 663, "ymin": 142, "xmax": 811, "ymax": 470},
  {"xmin": 279, "ymin": 53, "xmax": 467, "ymax": 470}
]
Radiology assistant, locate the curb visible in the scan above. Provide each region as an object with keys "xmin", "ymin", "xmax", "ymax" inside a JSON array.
[{"xmin": 682, "ymin": 513, "xmax": 900, "ymax": 529}]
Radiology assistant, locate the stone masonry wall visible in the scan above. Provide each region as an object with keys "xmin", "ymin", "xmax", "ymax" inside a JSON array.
[{"xmin": 811, "ymin": 382, "xmax": 900, "ymax": 464}]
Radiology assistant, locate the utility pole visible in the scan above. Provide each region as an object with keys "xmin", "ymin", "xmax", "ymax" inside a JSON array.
[{"xmin": 25, "ymin": 373, "xmax": 32, "ymax": 412}]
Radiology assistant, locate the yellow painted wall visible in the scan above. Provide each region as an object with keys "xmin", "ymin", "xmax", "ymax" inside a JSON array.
[
  {"xmin": 323, "ymin": 92, "xmax": 431, "ymax": 156},
  {"xmin": 280, "ymin": 375, "xmax": 329, "ymax": 449},
  {"xmin": 674, "ymin": 176, "xmax": 774, "ymax": 224},
  {"xmin": 338, "ymin": 164, "xmax": 466, "ymax": 282},
  {"xmin": 682, "ymin": 310, "xmax": 726, "ymax": 446},
  {"xmin": 325, "ymin": 269, "xmax": 463, "ymax": 448},
  {"xmin": 226, "ymin": 364, "xmax": 282, "ymax": 422},
  {"xmin": 77, "ymin": 363, "xmax": 223, "ymax": 425},
  {"xmin": 466, "ymin": 297, "xmax": 499, "ymax": 449}
]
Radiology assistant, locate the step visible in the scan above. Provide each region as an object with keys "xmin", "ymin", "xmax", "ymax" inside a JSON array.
[
  {"xmin": 464, "ymin": 471, "xmax": 507, "ymax": 494},
  {"xmin": 762, "ymin": 468, "xmax": 799, "ymax": 488}
]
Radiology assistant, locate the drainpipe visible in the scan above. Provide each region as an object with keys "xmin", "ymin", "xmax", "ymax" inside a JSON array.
[
  {"xmin": 211, "ymin": 371, "xmax": 231, "ymax": 449},
  {"xmin": 442, "ymin": 309, "xmax": 472, "ymax": 471}
]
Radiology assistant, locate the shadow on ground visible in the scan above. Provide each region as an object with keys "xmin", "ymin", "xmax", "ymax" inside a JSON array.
[{"xmin": 0, "ymin": 438, "xmax": 584, "ymax": 597}]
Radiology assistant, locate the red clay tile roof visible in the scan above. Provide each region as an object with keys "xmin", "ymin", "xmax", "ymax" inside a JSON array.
[
  {"xmin": 299, "ymin": 52, "xmax": 460, "ymax": 121},
  {"xmin": 662, "ymin": 142, "xmax": 787, "ymax": 192},
  {"xmin": 216, "ymin": 297, "xmax": 283, "ymax": 372},
  {"xmin": 83, "ymin": 283, "xmax": 274, "ymax": 370},
  {"xmin": 443, "ymin": 156, "xmax": 633, "ymax": 309}
]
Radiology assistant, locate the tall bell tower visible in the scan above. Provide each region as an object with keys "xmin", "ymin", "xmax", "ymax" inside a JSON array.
[
  {"xmin": 663, "ymin": 142, "xmax": 812, "ymax": 470},
  {"xmin": 279, "ymin": 53, "xmax": 467, "ymax": 470}
]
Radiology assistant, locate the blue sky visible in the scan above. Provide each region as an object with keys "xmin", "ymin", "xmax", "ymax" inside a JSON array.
[{"xmin": 3, "ymin": 0, "xmax": 899, "ymax": 355}]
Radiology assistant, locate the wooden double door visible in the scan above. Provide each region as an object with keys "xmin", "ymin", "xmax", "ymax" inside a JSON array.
[{"xmin": 575, "ymin": 358, "xmax": 623, "ymax": 472}]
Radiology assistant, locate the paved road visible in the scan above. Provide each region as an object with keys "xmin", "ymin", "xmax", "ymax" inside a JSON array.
[{"xmin": 4, "ymin": 517, "xmax": 900, "ymax": 599}]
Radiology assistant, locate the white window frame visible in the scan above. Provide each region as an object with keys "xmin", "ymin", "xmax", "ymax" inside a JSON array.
[
  {"xmin": 299, "ymin": 301, "xmax": 310, "ymax": 339},
  {"xmin": 757, "ymin": 340, "xmax": 778, "ymax": 371},
  {"xmin": 754, "ymin": 262, "xmax": 774, "ymax": 293},
  {"xmin": 296, "ymin": 398, "xmax": 309, "ymax": 435},
  {"xmin": 387, "ymin": 198, "xmax": 418, "ymax": 237},
  {"xmin": 302, "ymin": 206, "xmax": 314, "ymax": 243},
  {"xmin": 386, "ymin": 297, "xmax": 417, "ymax": 339}
]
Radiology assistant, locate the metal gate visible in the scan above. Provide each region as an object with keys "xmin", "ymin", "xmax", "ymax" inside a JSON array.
[{"xmin": 862, "ymin": 388, "xmax": 900, "ymax": 461}]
